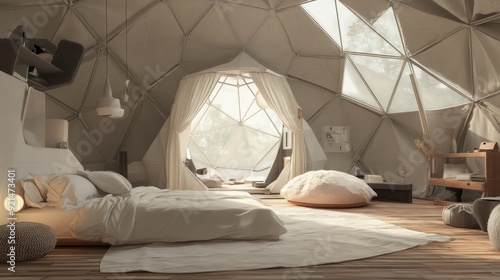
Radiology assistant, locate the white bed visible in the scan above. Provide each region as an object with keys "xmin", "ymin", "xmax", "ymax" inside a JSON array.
[
  {"xmin": 16, "ymin": 172, "xmax": 287, "ymax": 245},
  {"xmin": 7, "ymin": 84, "xmax": 286, "ymax": 245},
  {"xmin": 70, "ymin": 187, "xmax": 286, "ymax": 245}
]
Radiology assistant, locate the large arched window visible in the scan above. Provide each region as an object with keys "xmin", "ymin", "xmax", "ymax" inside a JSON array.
[{"xmin": 188, "ymin": 74, "xmax": 283, "ymax": 182}]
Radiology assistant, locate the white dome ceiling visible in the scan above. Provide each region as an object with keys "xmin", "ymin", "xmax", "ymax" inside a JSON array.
[{"xmin": 2, "ymin": 0, "xmax": 500, "ymax": 196}]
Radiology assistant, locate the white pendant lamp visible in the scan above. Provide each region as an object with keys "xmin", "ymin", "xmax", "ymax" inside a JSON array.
[
  {"xmin": 97, "ymin": 77, "xmax": 124, "ymax": 118},
  {"xmin": 97, "ymin": 0, "xmax": 124, "ymax": 119}
]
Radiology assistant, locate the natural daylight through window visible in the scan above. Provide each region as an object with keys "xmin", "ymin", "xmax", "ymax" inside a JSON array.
[{"xmin": 188, "ymin": 74, "xmax": 283, "ymax": 182}]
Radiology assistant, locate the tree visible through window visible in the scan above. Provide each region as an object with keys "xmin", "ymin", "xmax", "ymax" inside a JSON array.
[{"xmin": 188, "ymin": 74, "xmax": 283, "ymax": 182}]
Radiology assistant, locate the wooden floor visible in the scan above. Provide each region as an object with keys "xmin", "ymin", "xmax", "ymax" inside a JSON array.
[{"xmin": 2, "ymin": 198, "xmax": 500, "ymax": 279}]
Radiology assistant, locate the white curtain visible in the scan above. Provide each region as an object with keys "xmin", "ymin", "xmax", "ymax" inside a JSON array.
[
  {"xmin": 303, "ymin": 119, "xmax": 327, "ymax": 171},
  {"xmin": 251, "ymin": 72, "xmax": 306, "ymax": 193},
  {"xmin": 165, "ymin": 72, "xmax": 221, "ymax": 190}
]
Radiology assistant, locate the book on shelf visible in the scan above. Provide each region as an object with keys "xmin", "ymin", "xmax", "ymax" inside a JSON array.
[
  {"xmin": 471, "ymin": 174, "xmax": 486, "ymax": 182},
  {"xmin": 455, "ymin": 173, "xmax": 474, "ymax": 181},
  {"xmin": 454, "ymin": 173, "xmax": 485, "ymax": 182}
]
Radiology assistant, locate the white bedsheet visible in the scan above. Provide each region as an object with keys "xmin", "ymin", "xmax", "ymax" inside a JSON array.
[
  {"xmin": 70, "ymin": 187, "xmax": 287, "ymax": 244},
  {"xmin": 15, "ymin": 207, "xmax": 78, "ymax": 238}
]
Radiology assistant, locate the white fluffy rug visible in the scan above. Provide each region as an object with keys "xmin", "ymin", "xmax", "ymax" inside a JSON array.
[{"xmin": 100, "ymin": 206, "xmax": 451, "ymax": 273}]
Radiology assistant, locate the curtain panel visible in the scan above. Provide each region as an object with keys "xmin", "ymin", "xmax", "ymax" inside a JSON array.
[
  {"xmin": 165, "ymin": 73, "xmax": 220, "ymax": 190},
  {"xmin": 250, "ymin": 72, "xmax": 307, "ymax": 193}
]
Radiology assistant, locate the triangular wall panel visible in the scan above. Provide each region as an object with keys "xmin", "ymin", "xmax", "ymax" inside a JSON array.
[
  {"xmin": 388, "ymin": 64, "xmax": 418, "ymax": 113},
  {"xmin": 53, "ymin": 8, "xmax": 98, "ymax": 49},
  {"xmin": 246, "ymin": 13, "xmax": 294, "ymax": 73},
  {"xmin": 288, "ymin": 79, "xmax": 337, "ymax": 121},
  {"xmin": 361, "ymin": 118, "xmax": 428, "ymax": 197},
  {"xmin": 372, "ymin": 7, "xmax": 405, "ymax": 54},
  {"xmin": 340, "ymin": 0, "xmax": 390, "ymax": 24},
  {"xmin": 123, "ymin": 97, "xmax": 166, "ymax": 161},
  {"xmin": 350, "ymin": 55, "xmax": 404, "ymax": 112},
  {"xmin": 288, "ymin": 56, "xmax": 342, "ymax": 93},
  {"xmin": 412, "ymin": 66, "xmax": 471, "ymax": 110},
  {"xmin": 463, "ymin": 106, "xmax": 500, "ymax": 153},
  {"xmin": 413, "ymin": 28, "xmax": 473, "ymax": 95},
  {"xmin": 222, "ymin": 4, "xmax": 269, "ymax": 49},
  {"xmin": 471, "ymin": 29, "xmax": 500, "ymax": 98},
  {"xmin": 342, "ymin": 57, "xmax": 381, "ymax": 110},
  {"xmin": 393, "ymin": 1, "xmax": 463, "ymax": 55},
  {"xmin": 0, "ymin": 5, "xmax": 66, "ymax": 39},
  {"xmin": 471, "ymin": 2, "xmax": 500, "ymax": 23},
  {"xmin": 118, "ymin": 4, "xmax": 183, "ymax": 83},
  {"xmin": 301, "ymin": 0, "xmax": 342, "ymax": 48},
  {"xmin": 167, "ymin": 0, "xmax": 212, "ymax": 34},
  {"xmin": 337, "ymin": 1, "xmax": 399, "ymax": 56},
  {"xmin": 278, "ymin": 6, "xmax": 342, "ymax": 57}
]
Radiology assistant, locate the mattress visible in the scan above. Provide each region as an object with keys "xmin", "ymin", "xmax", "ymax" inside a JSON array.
[
  {"xmin": 70, "ymin": 187, "xmax": 287, "ymax": 244},
  {"xmin": 15, "ymin": 207, "xmax": 78, "ymax": 239}
]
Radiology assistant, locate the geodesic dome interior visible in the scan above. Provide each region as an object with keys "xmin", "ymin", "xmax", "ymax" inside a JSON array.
[{"xmin": 2, "ymin": 0, "xmax": 500, "ymax": 197}]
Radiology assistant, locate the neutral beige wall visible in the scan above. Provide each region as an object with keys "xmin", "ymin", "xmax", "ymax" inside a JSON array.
[
  {"xmin": 0, "ymin": 71, "xmax": 27, "ymax": 221},
  {"xmin": 0, "ymin": 72, "xmax": 84, "ymax": 221}
]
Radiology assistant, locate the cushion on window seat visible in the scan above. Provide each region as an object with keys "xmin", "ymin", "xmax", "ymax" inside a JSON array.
[{"xmin": 201, "ymin": 177, "xmax": 222, "ymax": 188}]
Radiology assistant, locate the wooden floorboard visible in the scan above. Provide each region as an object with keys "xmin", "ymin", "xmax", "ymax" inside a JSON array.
[{"xmin": 2, "ymin": 199, "xmax": 500, "ymax": 279}]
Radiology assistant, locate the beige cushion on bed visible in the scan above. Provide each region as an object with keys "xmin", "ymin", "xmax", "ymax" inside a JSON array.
[
  {"xmin": 21, "ymin": 179, "xmax": 47, "ymax": 208},
  {"xmin": 32, "ymin": 173, "xmax": 100, "ymax": 209},
  {"xmin": 26, "ymin": 174, "xmax": 56, "ymax": 201},
  {"xmin": 280, "ymin": 170, "xmax": 377, "ymax": 208}
]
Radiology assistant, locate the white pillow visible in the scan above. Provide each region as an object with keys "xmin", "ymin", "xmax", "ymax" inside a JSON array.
[
  {"xmin": 21, "ymin": 179, "xmax": 47, "ymax": 208},
  {"xmin": 78, "ymin": 170, "xmax": 132, "ymax": 195},
  {"xmin": 280, "ymin": 170, "xmax": 377, "ymax": 208},
  {"xmin": 31, "ymin": 173, "xmax": 100, "ymax": 209}
]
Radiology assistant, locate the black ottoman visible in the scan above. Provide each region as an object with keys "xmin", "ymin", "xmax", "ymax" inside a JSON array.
[
  {"xmin": 472, "ymin": 197, "xmax": 500, "ymax": 232},
  {"xmin": 0, "ymin": 222, "xmax": 57, "ymax": 262}
]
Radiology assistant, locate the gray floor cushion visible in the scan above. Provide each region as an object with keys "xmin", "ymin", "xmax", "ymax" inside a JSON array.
[
  {"xmin": 442, "ymin": 203, "xmax": 480, "ymax": 229},
  {"xmin": 0, "ymin": 222, "xmax": 57, "ymax": 262},
  {"xmin": 472, "ymin": 197, "xmax": 500, "ymax": 232}
]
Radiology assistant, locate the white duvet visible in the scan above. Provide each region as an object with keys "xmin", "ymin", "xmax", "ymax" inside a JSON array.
[{"xmin": 70, "ymin": 187, "xmax": 287, "ymax": 244}]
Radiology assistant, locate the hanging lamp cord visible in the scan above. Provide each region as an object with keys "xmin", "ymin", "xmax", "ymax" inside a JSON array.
[
  {"xmin": 123, "ymin": 0, "xmax": 130, "ymax": 102},
  {"xmin": 125, "ymin": 0, "xmax": 128, "ymax": 81},
  {"xmin": 105, "ymin": 0, "xmax": 108, "ymax": 78}
]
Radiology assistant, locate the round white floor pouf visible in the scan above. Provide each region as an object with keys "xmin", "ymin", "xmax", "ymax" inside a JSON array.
[{"xmin": 487, "ymin": 204, "xmax": 500, "ymax": 250}]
